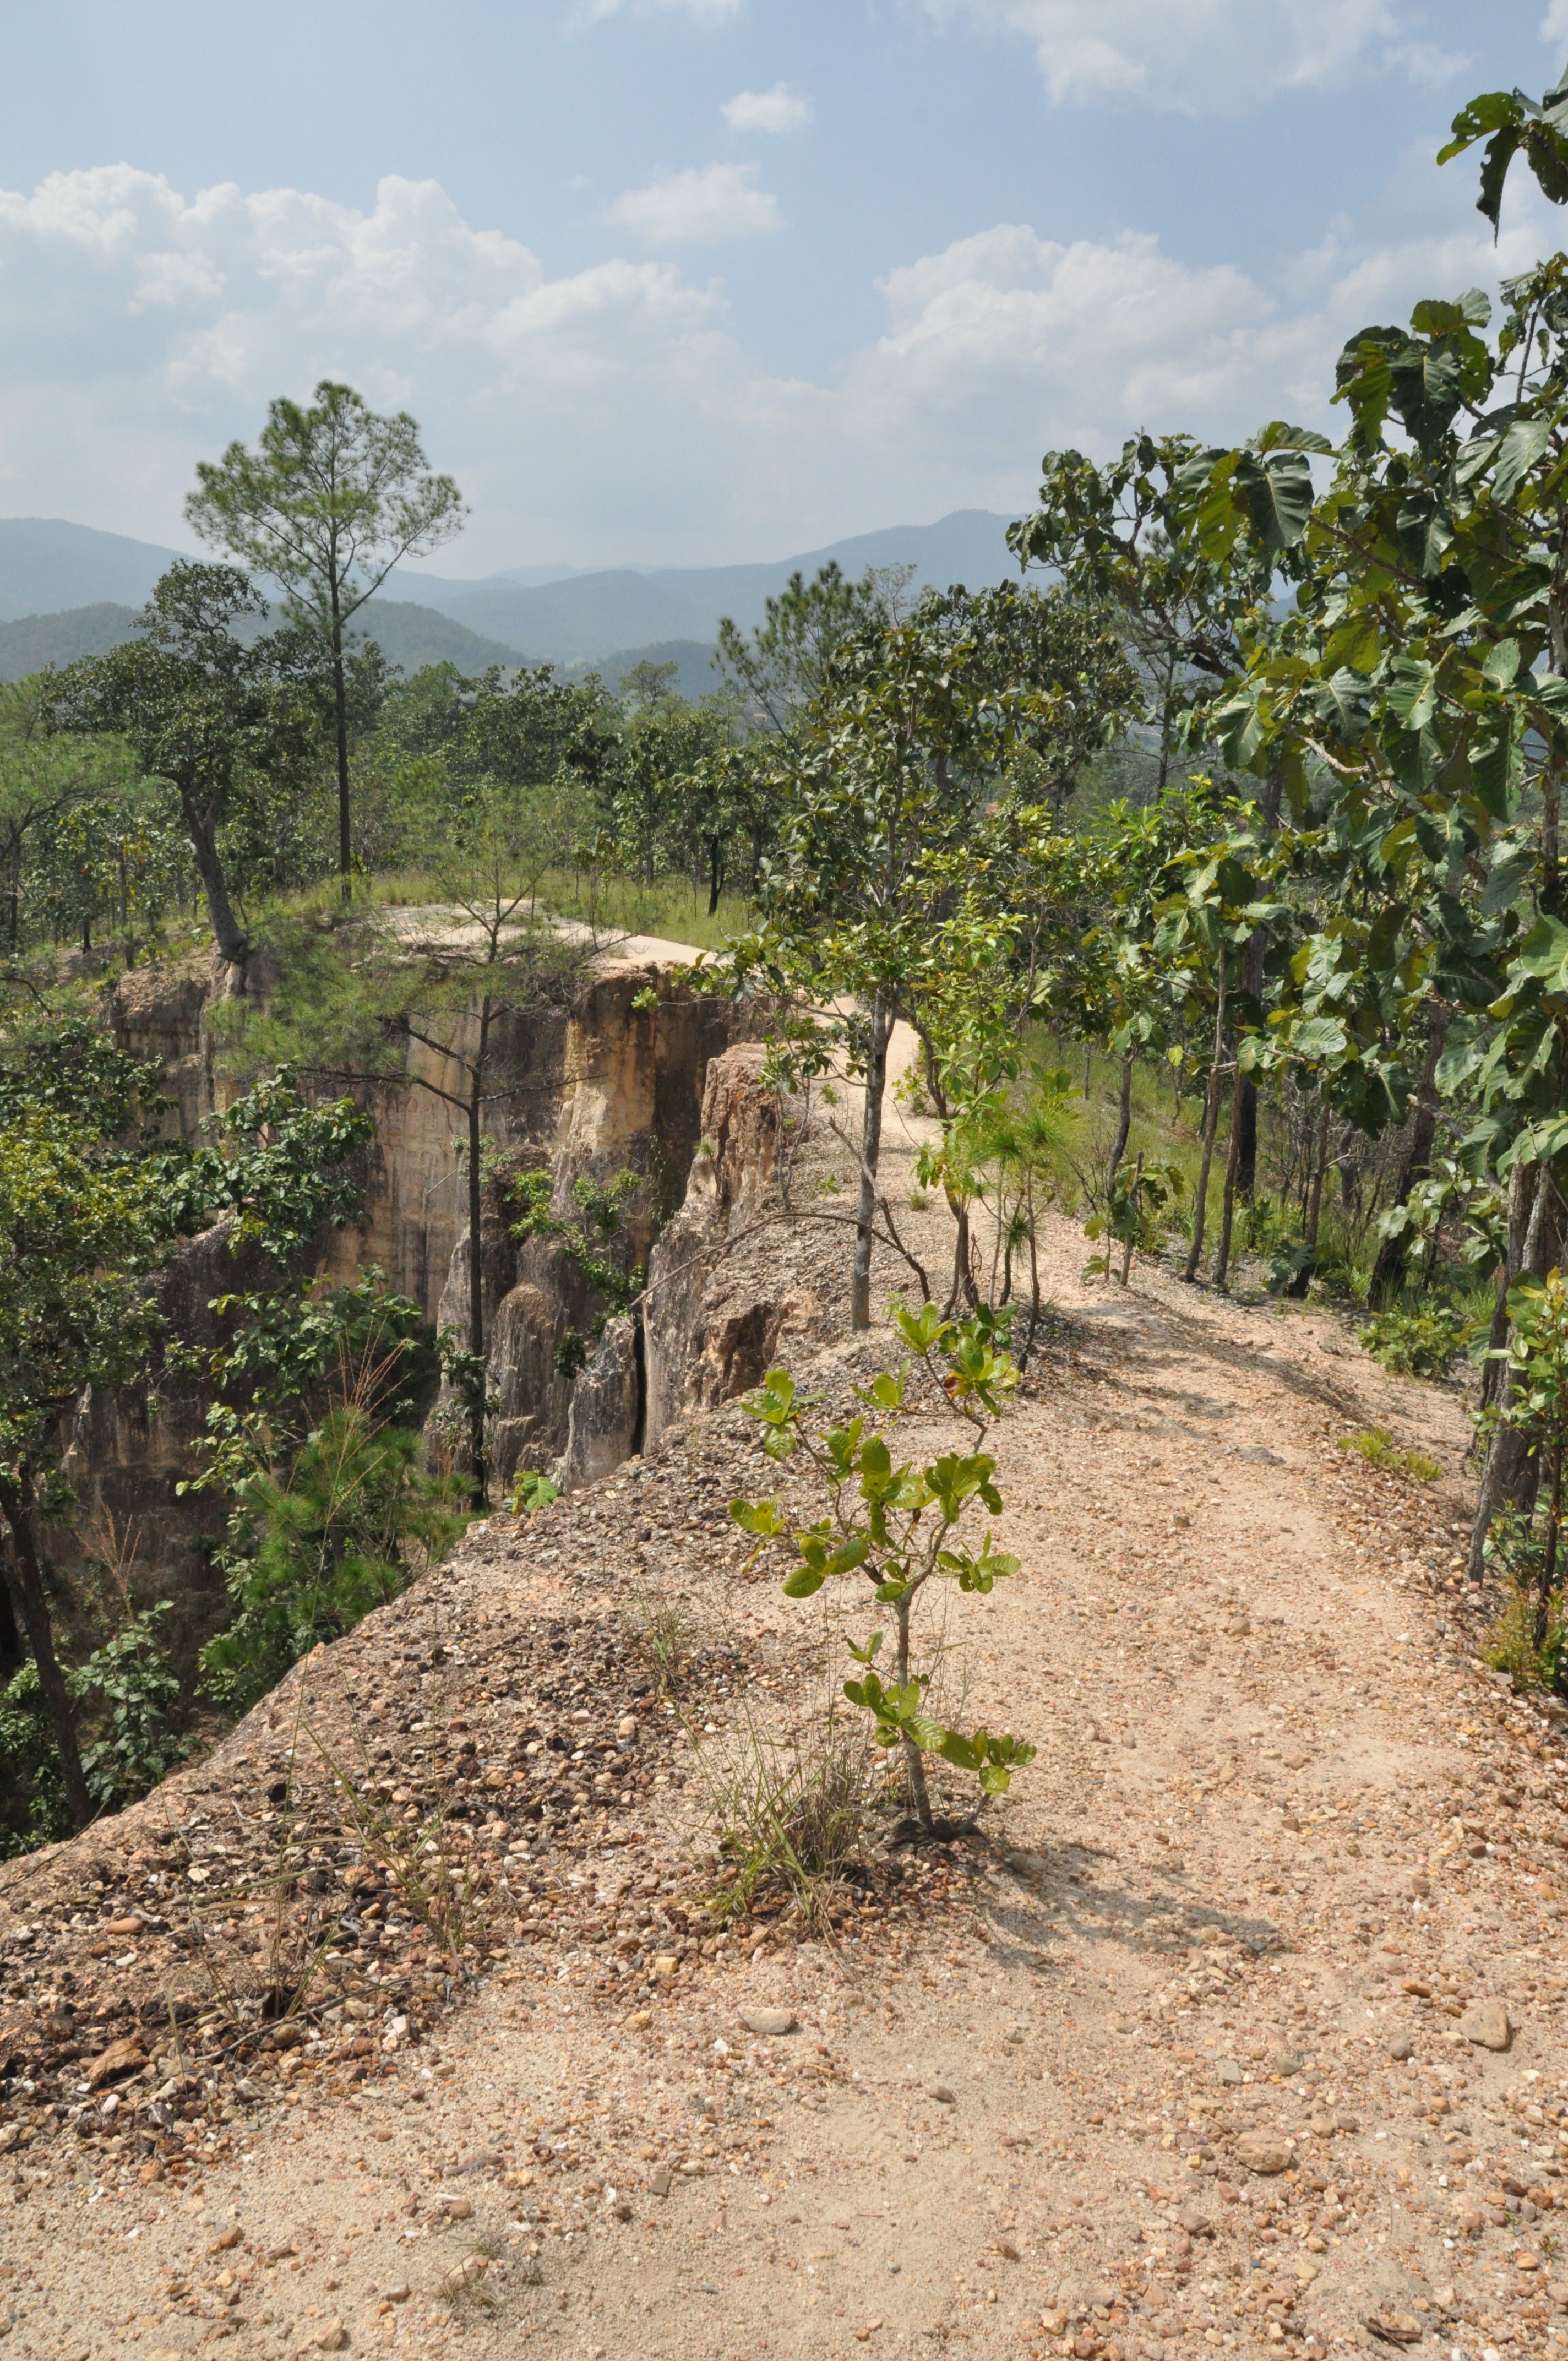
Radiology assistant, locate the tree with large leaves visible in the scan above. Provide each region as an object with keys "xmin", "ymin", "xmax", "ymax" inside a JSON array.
[{"xmin": 1177, "ymin": 79, "xmax": 1568, "ymax": 1570}]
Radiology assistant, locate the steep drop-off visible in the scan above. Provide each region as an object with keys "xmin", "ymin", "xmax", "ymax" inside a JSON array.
[{"xmin": 59, "ymin": 938, "xmax": 794, "ymax": 1666}]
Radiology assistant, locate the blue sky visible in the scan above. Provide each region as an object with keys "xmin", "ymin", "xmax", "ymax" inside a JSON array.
[{"xmin": 0, "ymin": 1, "xmax": 1564, "ymax": 570}]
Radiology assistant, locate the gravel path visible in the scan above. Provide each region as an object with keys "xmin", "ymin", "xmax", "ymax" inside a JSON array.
[{"xmin": 3, "ymin": 1150, "xmax": 1567, "ymax": 2361}]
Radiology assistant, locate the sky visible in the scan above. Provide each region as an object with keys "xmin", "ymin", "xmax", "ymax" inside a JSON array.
[{"xmin": 0, "ymin": 0, "xmax": 1566, "ymax": 573}]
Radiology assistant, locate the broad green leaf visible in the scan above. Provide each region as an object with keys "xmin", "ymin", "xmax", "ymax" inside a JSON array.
[
  {"xmin": 1411, "ymin": 292, "xmax": 1491, "ymax": 333},
  {"xmin": 1492, "ymin": 415, "xmax": 1553, "ymax": 504},
  {"xmin": 781, "ymin": 1565, "xmax": 826, "ymax": 1599},
  {"xmin": 1291, "ymin": 1016, "xmax": 1348, "ymax": 1061},
  {"xmin": 1235, "ymin": 449, "xmax": 1315, "ymax": 550},
  {"xmin": 937, "ymin": 1731, "xmax": 982, "ymax": 1772},
  {"xmin": 1471, "ymin": 715, "xmax": 1520, "ymax": 819},
  {"xmin": 1386, "ymin": 657, "xmax": 1438, "ymax": 732},
  {"xmin": 1251, "ymin": 421, "xmax": 1334, "ymax": 454},
  {"xmin": 1480, "ymin": 849, "xmax": 1536, "ymax": 917},
  {"xmin": 729, "ymin": 1496, "xmax": 785, "ymax": 1536},
  {"xmin": 1515, "ymin": 915, "xmax": 1568, "ymax": 986}
]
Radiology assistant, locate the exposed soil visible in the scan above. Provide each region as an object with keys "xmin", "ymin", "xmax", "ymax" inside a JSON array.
[{"xmin": 3, "ymin": 1065, "xmax": 1568, "ymax": 2361}]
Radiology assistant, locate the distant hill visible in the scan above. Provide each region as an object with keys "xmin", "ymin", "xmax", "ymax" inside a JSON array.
[
  {"xmin": 0, "ymin": 520, "xmax": 187, "ymax": 623},
  {"xmin": 342, "ymin": 605, "xmax": 524, "ymax": 676},
  {"xmin": 562, "ymin": 640, "xmax": 720, "ymax": 702},
  {"xmin": 0, "ymin": 507, "xmax": 1024, "ymax": 683},
  {"xmin": 0, "ymin": 600, "xmax": 529, "ymax": 685},
  {"xmin": 394, "ymin": 509, "xmax": 1019, "ymax": 665},
  {"xmin": 0, "ymin": 603, "xmax": 142, "ymax": 680}
]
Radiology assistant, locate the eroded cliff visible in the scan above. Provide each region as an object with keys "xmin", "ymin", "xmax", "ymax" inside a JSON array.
[{"xmin": 63, "ymin": 937, "xmax": 799, "ymax": 1666}]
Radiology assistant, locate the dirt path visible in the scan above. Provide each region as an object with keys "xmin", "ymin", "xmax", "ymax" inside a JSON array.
[{"xmin": 4, "ymin": 1167, "xmax": 1568, "ymax": 2361}]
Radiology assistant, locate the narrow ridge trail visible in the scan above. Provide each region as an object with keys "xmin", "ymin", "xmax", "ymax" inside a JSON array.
[{"xmin": 3, "ymin": 1199, "xmax": 1567, "ymax": 2361}]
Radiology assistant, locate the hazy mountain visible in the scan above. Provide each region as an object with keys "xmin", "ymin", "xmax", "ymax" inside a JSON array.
[
  {"xmin": 0, "ymin": 599, "xmax": 529, "ymax": 684},
  {"xmin": 393, "ymin": 509, "xmax": 1019, "ymax": 665},
  {"xmin": 0, "ymin": 507, "xmax": 1021, "ymax": 681},
  {"xmin": 0, "ymin": 520, "xmax": 188, "ymax": 623}
]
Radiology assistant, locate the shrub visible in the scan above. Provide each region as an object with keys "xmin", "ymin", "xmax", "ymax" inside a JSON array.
[
  {"xmin": 698, "ymin": 1716, "xmax": 881, "ymax": 1925},
  {"xmin": 732, "ymin": 1303, "xmax": 1034, "ymax": 1832},
  {"xmin": 200, "ymin": 1406, "xmax": 467, "ymax": 1714},
  {"xmin": 0, "ymin": 1601, "xmax": 188, "ymax": 1853},
  {"xmin": 1481, "ymin": 1512, "xmax": 1568, "ymax": 1694},
  {"xmin": 1358, "ymin": 1303, "xmax": 1466, "ymax": 1379}
]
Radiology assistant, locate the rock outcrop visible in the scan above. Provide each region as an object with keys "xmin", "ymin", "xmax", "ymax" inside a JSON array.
[
  {"xmin": 85, "ymin": 942, "xmax": 767, "ymax": 1615},
  {"xmin": 551, "ymin": 1316, "xmax": 643, "ymax": 1493},
  {"xmin": 643, "ymin": 1043, "xmax": 817, "ymax": 1446}
]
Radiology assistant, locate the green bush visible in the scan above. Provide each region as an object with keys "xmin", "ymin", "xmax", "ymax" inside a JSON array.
[
  {"xmin": 199, "ymin": 1406, "xmax": 467, "ymax": 1715},
  {"xmin": 1336, "ymin": 1427, "xmax": 1441, "ymax": 1481},
  {"xmin": 1359, "ymin": 1303, "xmax": 1466, "ymax": 1379},
  {"xmin": 1481, "ymin": 1512, "xmax": 1568, "ymax": 1694},
  {"xmin": 0, "ymin": 1601, "xmax": 188, "ymax": 1854}
]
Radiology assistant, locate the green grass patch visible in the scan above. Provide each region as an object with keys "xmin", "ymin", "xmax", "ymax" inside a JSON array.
[{"xmin": 1336, "ymin": 1426, "xmax": 1441, "ymax": 1482}]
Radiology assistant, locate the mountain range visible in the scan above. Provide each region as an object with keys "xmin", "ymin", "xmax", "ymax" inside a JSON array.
[{"xmin": 0, "ymin": 508, "xmax": 1020, "ymax": 687}]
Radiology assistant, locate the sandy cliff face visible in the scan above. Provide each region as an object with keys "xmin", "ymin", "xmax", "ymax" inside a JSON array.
[{"xmin": 72, "ymin": 945, "xmax": 781, "ymax": 1654}]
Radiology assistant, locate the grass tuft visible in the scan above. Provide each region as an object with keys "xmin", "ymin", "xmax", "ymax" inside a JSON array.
[{"xmin": 1337, "ymin": 1427, "xmax": 1442, "ymax": 1482}]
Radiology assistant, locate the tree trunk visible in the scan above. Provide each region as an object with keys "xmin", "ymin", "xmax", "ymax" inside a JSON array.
[
  {"xmin": 1479, "ymin": 1160, "xmax": 1533, "ymax": 1417},
  {"xmin": 851, "ymin": 994, "xmax": 890, "ymax": 1331},
  {"xmin": 1468, "ymin": 1161, "xmax": 1559, "ymax": 1581},
  {"xmin": 707, "ymin": 836, "xmax": 723, "ymax": 917},
  {"xmin": 1366, "ymin": 1006, "xmax": 1453, "ymax": 1308},
  {"xmin": 1108, "ymin": 1053, "xmax": 1133, "ymax": 1189},
  {"xmin": 944, "ymin": 1190, "xmax": 978, "ymax": 1315},
  {"xmin": 331, "ymin": 577, "xmax": 352, "ymax": 900},
  {"xmin": 1539, "ymin": 1438, "xmax": 1563, "ymax": 1653},
  {"xmin": 466, "ymin": 1075, "xmax": 488, "ymax": 1512},
  {"xmin": 0, "ymin": 1466, "xmax": 92, "ymax": 1830},
  {"xmin": 1184, "ymin": 969, "xmax": 1228, "ymax": 1284},
  {"xmin": 181, "ymin": 791, "xmax": 248, "ymax": 967},
  {"xmin": 1287, "ymin": 1094, "xmax": 1332, "ymax": 1299},
  {"xmin": 1021, "ymin": 1172, "xmax": 1042, "ymax": 1365},
  {"xmin": 896, "ymin": 1597, "xmax": 933, "ymax": 1830},
  {"xmin": 1184, "ymin": 1064, "xmax": 1222, "ymax": 1282},
  {"xmin": 1120, "ymin": 1151, "xmax": 1144, "ymax": 1286},
  {"xmin": 1235, "ymin": 768, "xmax": 1281, "ymax": 1201},
  {"xmin": 1212, "ymin": 1071, "xmax": 1244, "ymax": 1292},
  {"xmin": 463, "ymin": 994, "xmax": 495, "ymax": 1512},
  {"xmin": 0, "ymin": 1570, "xmax": 19, "ymax": 1675}
]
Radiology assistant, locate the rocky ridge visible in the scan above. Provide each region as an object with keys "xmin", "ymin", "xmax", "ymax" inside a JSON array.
[{"xmin": 2, "ymin": 1113, "xmax": 1568, "ymax": 2356}]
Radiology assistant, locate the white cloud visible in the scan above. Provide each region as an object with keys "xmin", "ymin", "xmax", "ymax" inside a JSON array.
[
  {"xmin": 721, "ymin": 83, "xmax": 814, "ymax": 134},
  {"xmin": 0, "ymin": 156, "xmax": 1554, "ymax": 570},
  {"xmin": 1543, "ymin": 1, "xmax": 1568, "ymax": 53},
  {"xmin": 597, "ymin": 160, "xmax": 783, "ymax": 244},
  {"xmin": 841, "ymin": 149, "xmax": 1550, "ymax": 496},
  {"xmin": 925, "ymin": 1, "xmax": 1467, "ymax": 115}
]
